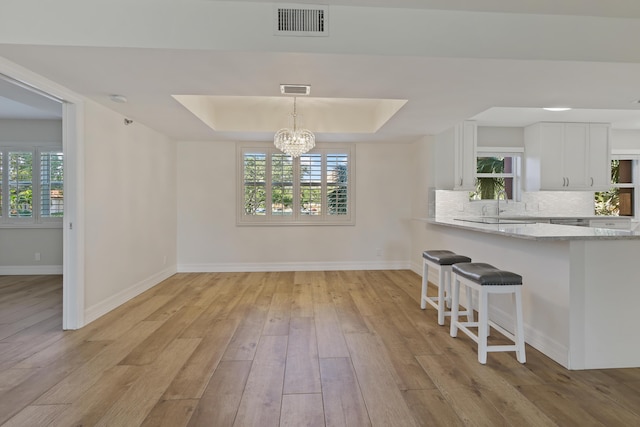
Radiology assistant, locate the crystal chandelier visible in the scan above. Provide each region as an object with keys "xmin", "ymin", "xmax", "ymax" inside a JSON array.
[{"xmin": 274, "ymin": 97, "xmax": 315, "ymax": 158}]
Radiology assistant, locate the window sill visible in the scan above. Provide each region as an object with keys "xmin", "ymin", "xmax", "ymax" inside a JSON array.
[
  {"xmin": 0, "ymin": 222, "xmax": 63, "ymax": 229},
  {"xmin": 237, "ymin": 219, "xmax": 355, "ymax": 226}
]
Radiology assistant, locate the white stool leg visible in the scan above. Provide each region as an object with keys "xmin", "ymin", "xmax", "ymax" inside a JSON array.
[
  {"xmin": 437, "ymin": 267, "xmax": 446, "ymax": 325},
  {"xmin": 449, "ymin": 274, "xmax": 460, "ymax": 337},
  {"xmin": 478, "ymin": 288, "xmax": 489, "ymax": 364},
  {"xmin": 444, "ymin": 268, "xmax": 452, "ymax": 309},
  {"xmin": 514, "ymin": 287, "xmax": 526, "ymax": 363},
  {"xmin": 421, "ymin": 260, "xmax": 428, "ymax": 309}
]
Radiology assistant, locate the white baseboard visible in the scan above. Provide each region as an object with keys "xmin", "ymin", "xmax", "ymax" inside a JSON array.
[
  {"xmin": 178, "ymin": 260, "xmax": 411, "ymax": 273},
  {"xmin": 83, "ymin": 266, "xmax": 177, "ymax": 325},
  {"xmin": 0, "ymin": 265, "xmax": 63, "ymax": 275}
]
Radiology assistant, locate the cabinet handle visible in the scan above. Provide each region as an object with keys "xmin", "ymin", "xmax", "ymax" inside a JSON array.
[
  {"xmin": 562, "ymin": 177, "xmax": 566, "ymax": 187},
  {"xmin": 591, "ymin": 177, "xmax": 594, "ymax": 186},
  {"xmin": 459, "ymin": 178, "xmax": 463, "ymax": 186},
  {"xmin": 566, "ymin": 177, "xmax": 570, "ymax": 187}
]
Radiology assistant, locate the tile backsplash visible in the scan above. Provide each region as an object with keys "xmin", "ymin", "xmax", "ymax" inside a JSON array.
[{"xmin": 433, "ymin": 190, "xmax": 595, "ymax": 217}]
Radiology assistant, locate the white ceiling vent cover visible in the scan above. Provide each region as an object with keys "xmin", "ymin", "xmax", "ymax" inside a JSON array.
[{"xmin": 274, "ymin": 4, "xmax": 328, "ymax": 36}]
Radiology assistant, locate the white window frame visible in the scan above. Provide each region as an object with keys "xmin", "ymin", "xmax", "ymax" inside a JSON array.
[
  {"xmin": 0, "ymin": 143, "xmax": 64, "ymax": 228},
  {"xmin": 471, "ymin": 147, "xmax": 523, "ymax": 202},
  {"xmin": 237, "ymin": 143, "xmax": 355, "ymax": 226}
]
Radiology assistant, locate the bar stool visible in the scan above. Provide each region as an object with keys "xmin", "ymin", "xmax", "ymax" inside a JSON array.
[
  {"xmin": 449, "ymin": 262, "xmax": 526, "ymax": 364},
  {"xmin": 421, "ymin": 250, "xmax": 473, "ymax": 325}
]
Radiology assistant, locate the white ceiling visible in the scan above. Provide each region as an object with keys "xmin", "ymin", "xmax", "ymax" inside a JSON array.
[
  {"xmin": 216, "ymin": 0, "xmax": 640, "ymax": 18},
  {"xmin": 2, "ymin": 0, "xmax": 640, "ymax": 141}
]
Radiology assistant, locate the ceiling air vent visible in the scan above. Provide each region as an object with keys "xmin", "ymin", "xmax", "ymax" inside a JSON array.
[
  {"xmin": 280, "ymin": 84, "xmax": 311, "ymax": 96},
  {"xmin": 274, "ymin": 4, "xmax": 329, "ymax": 36}
]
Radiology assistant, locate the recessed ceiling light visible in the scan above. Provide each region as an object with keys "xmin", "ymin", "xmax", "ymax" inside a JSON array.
[
  {"xmin": 543, "ymin": 107, "xmax": 572, "ymax": 112},
  {"xmin": 109, "ymin": 94, "xmax": 128, "ymax": 103}
]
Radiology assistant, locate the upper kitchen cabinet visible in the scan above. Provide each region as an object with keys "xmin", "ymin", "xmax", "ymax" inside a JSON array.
[
  {"xmin": 435, "ymin": 121, "xmax": 477, "ymax": 191},
  {"xmin": 524, "ymin": 122, "xmax": 610, "ymax": 191}
]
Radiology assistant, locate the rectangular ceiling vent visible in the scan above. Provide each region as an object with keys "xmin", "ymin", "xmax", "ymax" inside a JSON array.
[
  {"xmin": 280, "ymin": 84, "xmax": 311, "ymax": 95},
  {"xmin": 274, "ymin": 4, "xmax": 328, "ymax": 37}
]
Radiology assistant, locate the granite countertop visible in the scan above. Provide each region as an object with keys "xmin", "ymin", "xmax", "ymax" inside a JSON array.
[{"xmin": 420, "ymin": 217, "xmax": 640, "ymax": 241}]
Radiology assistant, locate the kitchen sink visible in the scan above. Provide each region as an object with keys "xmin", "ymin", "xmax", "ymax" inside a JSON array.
[{"xmin": 454, "ymin": 217, "xmax": 537, "ymax": 225}]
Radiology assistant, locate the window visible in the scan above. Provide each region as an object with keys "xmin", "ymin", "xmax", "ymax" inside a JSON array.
[
  {"xmin": 238, "ymin": 144, "xmax": 353, "ymax": 225},
  {"xmin": 1, "ymin": 146, "xmax": 63, "ymax": 226},
  {"xmin": 595, "ymin": 158, "xmax": 638, "ymax": 217},
  {"xmin": 469, "ymin": 150, "xmax": 521, "ymax": 201}
]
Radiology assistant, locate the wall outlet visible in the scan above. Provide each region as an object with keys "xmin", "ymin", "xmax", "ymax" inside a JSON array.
[{"xmin": 35, "ymin": 252, "xmax": 41, "ymax": 261}]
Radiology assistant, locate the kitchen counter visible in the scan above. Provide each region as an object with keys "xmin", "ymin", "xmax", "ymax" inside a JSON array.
[
  {"xmin": 422, "ymin": 217, "xmax": 640, "ymax": 241},
  {"xmin": 419, "ymin": 216, "xmax": 640, "ymax": 369}
]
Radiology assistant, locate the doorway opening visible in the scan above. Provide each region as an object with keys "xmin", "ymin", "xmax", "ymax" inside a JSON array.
[{"xmin": 0, "ymin": 64, "xmax": 84, "ymax": 329}]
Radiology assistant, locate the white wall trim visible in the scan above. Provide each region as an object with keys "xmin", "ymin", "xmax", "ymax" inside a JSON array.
[
  {"xmin": 476, "ymin": 146, "xmax": 524, "ymax": 153},
  {"xmin": 0, "ymin": 265, "xmax": 63, "ymax": 275},
  {"xmin": 178, "ymin": 261, "xmax": 411, "ymax": 273},
  {"xmin": 83, "ymin": 267, "xmax": 177, "ymax": 326},
  {"xmin": 612, "ymin": 148, "xmax": 640, "ymax": 156}
]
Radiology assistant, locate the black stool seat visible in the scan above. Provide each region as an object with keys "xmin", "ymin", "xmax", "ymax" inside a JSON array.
[
  {"xmin": 422, "ymin": 250, "xmax": 471, "ymax": 266},
  {"xmin": 452, "ymin": 262, "xmax": 522, "ymax": 286}
]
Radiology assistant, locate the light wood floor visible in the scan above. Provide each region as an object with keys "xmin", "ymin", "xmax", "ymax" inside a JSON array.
[{"xmin": 1, "ymin": 271, "xmax": 640, "ymax": 426}]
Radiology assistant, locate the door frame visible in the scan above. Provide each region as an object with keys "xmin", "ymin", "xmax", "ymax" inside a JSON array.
[{"xmin": 0, "ymin": 57, "xmax": 85, "ymax": 329}]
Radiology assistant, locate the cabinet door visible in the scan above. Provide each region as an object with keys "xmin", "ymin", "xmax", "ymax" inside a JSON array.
[
  {"xmin": 587, "ymin": 124, "xmax": 611, "ymax": 190},
  {"xmin": 563, "ymin": 123, "xmax": 589, "ymax": 188},
  {"xmin": 454, "ymin": 121, "xmax": 477, "ymax": 190},
  {"xmin": 538, "ymin": 123, "xmax": 565, "ymax": 190}
]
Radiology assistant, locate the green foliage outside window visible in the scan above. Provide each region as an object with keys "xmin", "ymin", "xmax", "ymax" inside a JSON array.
[
  {"xmin": 327, "ymin": 163, "xmax": 348, "ymax": 214},
  {"xmin": 9, "ymin": 152, "xmax": 33, "ymax": 217},
  {"xmin": 595, "ymin": 160, "xmax": 624, "ymax": 216},
  {"xmin": 470, "ymin": 157, "xmax": 506, "ymax": 200}
]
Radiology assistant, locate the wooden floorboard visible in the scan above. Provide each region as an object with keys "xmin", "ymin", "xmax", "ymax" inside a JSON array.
[{"xmin": 1, "ymin": 272, "xmax": 640, "ymax": 426}]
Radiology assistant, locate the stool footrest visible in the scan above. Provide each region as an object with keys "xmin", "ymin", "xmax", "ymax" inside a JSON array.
[
  {"xmin": 423, "ymin": 296, "xmax": 471, "ymax": 317},
  {"xmin": 455, "ymin": 323, "xmax": 480, "ymax": 344},
  {"xmin": 486, "ymin": 345, "xmax": 519, "ymax": 353}
]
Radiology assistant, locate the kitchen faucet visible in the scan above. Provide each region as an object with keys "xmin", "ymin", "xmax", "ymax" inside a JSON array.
[{"xmin": 497, "ymin": 189, "xmax": 508, "ymax": 217}]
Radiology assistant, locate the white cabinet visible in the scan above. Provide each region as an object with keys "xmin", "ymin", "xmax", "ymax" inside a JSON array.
[
  {"xmin": 525, "ymin": 122, "xmax": 610, "ymax": 191},
  {"xmin": 454, "ymin": 121, "xmax": 477, "ymax": 190},
  {"xmin": 435, "ymin": 121, "xmax": 477, "ymax": 191},
  {"xmin": 587, "ymin": 123, "xmax": 611, "ymax": 189}
]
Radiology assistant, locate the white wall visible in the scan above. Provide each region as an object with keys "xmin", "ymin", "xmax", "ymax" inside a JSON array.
[
  {"xmin": 0, "ymin": 119, "xmax": 63, "ymax": 273},
  {"xmin": 611, "ymin": 129, "xmax": 640, "ymax": 151},
  {"xmin": 83, "ymin": 101, "xmax": 177, "ymax": 319},
  {"xmin": 0, "ymin": 118, "xmax": 62, "ymax": 142},
  {"xmin": 0, "ymin": 229, "xmax": 62, "ymax": 266},
  {"xmin": 477, "ymin": 126, "xmax": 524, "ymax": 148},
  {"xmin": 176, "ymin": 140, "xmax": 414, "ymax": 271}
]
